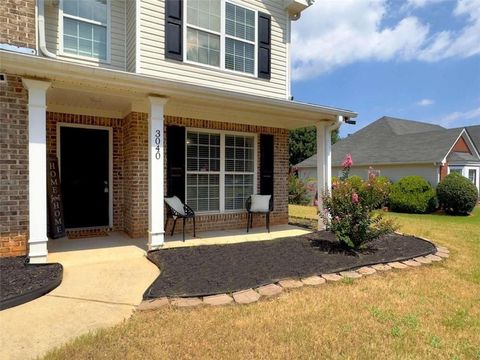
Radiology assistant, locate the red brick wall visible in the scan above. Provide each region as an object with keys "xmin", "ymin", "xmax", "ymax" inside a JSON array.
[
  {"xmin": 0, "ymin": 74, "xmax": 29, "ymax": 257},
  {"xmin": 452, "ymin": 136, "xmax": 471, "ymax": 153},
  {"xmin": 439, "ymin": 163, "xmax": 449, "ymax": 181},
  {"xmin": 0, "ymin": 0, "xmax": 36, "ymax": 50},
  {"xmin": 123, "ymin": 112, "xmax": 149, "ymax": 237},
  {"xmin": 46, "ymin": 112, "xmax": 125, "ymax": 231}
]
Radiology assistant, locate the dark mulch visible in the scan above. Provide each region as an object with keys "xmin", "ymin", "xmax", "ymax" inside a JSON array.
[
  {"xmin": 145, "ymin": 231, "xmax": 436, "ymax": 298},
  {"xmin": 0, "ymin": 256, "xmax": 63, "ymax": 310}
]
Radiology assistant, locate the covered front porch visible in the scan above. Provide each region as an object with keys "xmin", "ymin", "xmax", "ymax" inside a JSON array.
[{"xmin": 1, "ymin": 51, "xmax": 357, "ymax": 263}]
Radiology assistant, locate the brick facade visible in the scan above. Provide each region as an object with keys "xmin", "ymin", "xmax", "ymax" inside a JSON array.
[
  {"xmin": 452, "ymin": 136, "xmax": 471, "ymax": 153},
  {"xmin": 0, "ymin": 75, "xmax": 29, "ymax": 257},
  {"xmin": 0, "ymin": 0, "xmax": 36, "ymax": 50},
  {"xmin": 1, "ymin": 97, "xmax": 289, "ymax": 256},
  {"xmin": 123, "ymin": 112, "xmax": 149, "ymax": 237}
]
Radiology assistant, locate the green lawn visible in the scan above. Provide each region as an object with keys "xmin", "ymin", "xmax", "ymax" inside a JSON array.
[{"xmin": 44, "ymin": 207, "xmax": 480, "ymax": 359}]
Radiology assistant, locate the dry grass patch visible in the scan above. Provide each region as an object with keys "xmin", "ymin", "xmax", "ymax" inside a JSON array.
[{"xmin": 44, "ymin": 208, "xmax": 480, "ymax": 360}]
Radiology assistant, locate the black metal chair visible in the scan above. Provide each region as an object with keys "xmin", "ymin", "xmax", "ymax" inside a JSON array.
[
  {"xmin": 246, "ymin": 195, "xmax": 273, "ymax": 233},
  {"xmin": 164, "ymin": 196, "xmax": 196, "ymax": 242}
]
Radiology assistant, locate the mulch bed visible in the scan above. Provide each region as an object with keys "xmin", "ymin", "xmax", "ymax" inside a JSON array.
[
  {"xmin": 0, "ymin": 256, "xmax": 63, "ymax": 311},
  {"xmin": 145, "ymin": 231, "xmax": 436, "ymax": 298}
]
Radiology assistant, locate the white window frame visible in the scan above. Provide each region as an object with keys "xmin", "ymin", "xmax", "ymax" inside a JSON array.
[
  {"xmin": 59, "ymin": 0, "xmax": 112, "ymax": 63},
  {"xmin": 465, "ymin": 166, "xmax": 479, "ymax": 189},
  {"xmin": 183, "ymin": 0, "xmax": 258, "ymax": 77},
  {"xmin": 185, "ymin": 128, "xmax": 258, "ymax": 215}
]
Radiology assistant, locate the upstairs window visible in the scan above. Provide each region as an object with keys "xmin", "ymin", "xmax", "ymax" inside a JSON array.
[
  {"xmin": 185, "ymin": 0, "xmax": 257, "ymax": 75},
  {"xmin": 62, "ymin": 0, "xmax": 109, "ymax": 61}
]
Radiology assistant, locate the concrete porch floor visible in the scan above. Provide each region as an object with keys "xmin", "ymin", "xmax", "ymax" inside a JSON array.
[{"xmin": 0, "ymin": 225, "xmax": 311, "ymax": 359}]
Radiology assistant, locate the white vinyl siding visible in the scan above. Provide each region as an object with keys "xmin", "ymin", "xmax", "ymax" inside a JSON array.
[
  {"xmin": 138, "ymin": 0, "xmax": 288, "ymax": 99},
  {"xmin": 44, "ymin": 0, "xmax": 126, "ymax": 70},
  {"xmin": 125, "ymin": 0, "xmax": 137, "ymax": 72},
  {"xmin": 186, "ymin": 129, "xmax": 257, "ymax": 213}
]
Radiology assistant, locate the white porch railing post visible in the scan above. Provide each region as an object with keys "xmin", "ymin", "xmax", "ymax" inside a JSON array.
[
  {"xmin": 147, "ymin": 96, "xmax": 168, "ymax": 249},
  {"xmin": 22, "ymin": 78, "xmax": 51, "ymax": 263},
  {"xmin": 316, "ymin": 122, "xmax": 327, "ymax": 230}
]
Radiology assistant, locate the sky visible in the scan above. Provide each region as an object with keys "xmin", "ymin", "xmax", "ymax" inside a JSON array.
[{"xmin": 291, "ymin": 0, "xmax": 480, "ymax": 137}]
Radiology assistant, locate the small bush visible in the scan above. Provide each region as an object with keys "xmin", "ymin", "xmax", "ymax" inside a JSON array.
[
  {"xmin": 389, "ymin": 176, "xmax": 437, "ymax": 213},
  {"xmin": 346, "ymin": 176, "xmax": 363, "ymax": 191},
  {"xmin": 322, "ymin": 154, "xmax": 396, "ymax": 249},
  {"xmin": 363, "ymin": 176, "xmax": 392, "ymax": 209},
  {"xmin": 288, "ymin": 173, "xmax": 312, "ymax": 205},
  {"xmin": 437, "ymin": 173, "xmax": 478, "ymax": 215}
]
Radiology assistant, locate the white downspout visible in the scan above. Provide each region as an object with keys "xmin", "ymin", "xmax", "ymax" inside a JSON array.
[{"xmin": 38, "ymin": 0, "xmax": 57, "ymax": 58}]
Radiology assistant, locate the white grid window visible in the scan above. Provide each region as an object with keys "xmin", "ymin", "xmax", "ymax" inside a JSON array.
[
  {"xmin": 186, "ymin": 0, "xmax": 221, "ymax": 66},
  {"xmin": 62, "ymin": 0, "xmax": 108, "ymax": 60},
  {"xmin": 186, "ymin": 132, "xmax": 221, "ymax": 212},
  {"xmin": 185, "ymin": 0, "xmax": 256, "ymax": 75},
  {"xmin": 225, "ymin": 135, "xmax": 255, "ymax": 210},
  {"xmin": 185, "ymin": 131, "xmax": 256, "ymax": 213},
  {"xmin": 225, "ymin": 2, "xmax": 255, "ymax": 74}
]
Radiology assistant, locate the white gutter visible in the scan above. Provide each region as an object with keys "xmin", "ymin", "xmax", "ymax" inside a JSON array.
[
  {"xmin": 325, "ymin": 116, "xmax": 344, "ymax": 189},
  {"xmin": 38, "ymin": 0, "xmax": 57, "ymax": 58}
]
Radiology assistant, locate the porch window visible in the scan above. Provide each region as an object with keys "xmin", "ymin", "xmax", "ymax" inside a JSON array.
[
  {"xmin": 186, "ymin": 132, "xmax": 221, "ymax": 212},
  {"xmin": 185, "ymin": 0, "xmax": 256, "ymax": 75},
  {"xmin": 185, "ymin": 130, "xmax": 256, "ymax": 213},
  {"xmin": 62, "ymin": 0, "xmax": 109, "ymax": 61},
  {"xmin": 225, "ymin": 135, "xmax": 255, "ymax": 210}
]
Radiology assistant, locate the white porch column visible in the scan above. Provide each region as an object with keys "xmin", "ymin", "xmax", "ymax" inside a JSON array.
[
  {"xmin": 316, "ymin": 122, "xmax": 327, "ymax": 230},
  {"xmin": 22, "ymin": 78, "xmax": 51, "ymax": 263},
  {"xmin": 147, "ymin": 96, "xmax": 168, "ymax": 249}
]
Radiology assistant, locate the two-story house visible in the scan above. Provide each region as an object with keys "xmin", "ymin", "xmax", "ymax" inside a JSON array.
[{"xmin": 0, "ymin": 0, "xmax": 357, "ymax": 263}]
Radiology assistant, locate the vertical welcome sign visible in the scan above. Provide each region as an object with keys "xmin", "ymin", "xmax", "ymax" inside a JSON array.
[{"xmin": 47, "ymin": 155, "xmax": 66, "ymax": 239}]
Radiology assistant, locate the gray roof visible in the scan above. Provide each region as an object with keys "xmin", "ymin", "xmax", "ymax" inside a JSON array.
[
  {"xmin": 295, "ymin": 117, "xmax": 479, "ymax": 168},
  {"xmin": 448, "ymin": 151, "xmax": 479, "ymax": 162},
  {"xmin": 466, "ymin": 125, "xmax": 480, "ymax": 152}
]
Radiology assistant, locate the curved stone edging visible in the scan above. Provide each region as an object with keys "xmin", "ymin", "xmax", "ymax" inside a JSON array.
[
  {"xmin": 137, "ymin": 238, "xmax": 449, "ymax": 311},
  {"xmin": 0, "ymin": 264, "xmax": 64, "ymax": 311}
]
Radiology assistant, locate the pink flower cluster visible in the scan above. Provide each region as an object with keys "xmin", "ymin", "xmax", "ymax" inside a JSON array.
[
  {"xmin": 351, "ymin": 192, "xmax": 359, "ymax": 204},
  {"xmin": 342, "ymin": 153, "xmax": 353, "ymax": 169}
]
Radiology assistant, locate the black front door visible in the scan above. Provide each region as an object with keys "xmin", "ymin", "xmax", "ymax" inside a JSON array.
[{"xmin": 60, "ymin": 126, "xmax": 110, "ymax": 228}]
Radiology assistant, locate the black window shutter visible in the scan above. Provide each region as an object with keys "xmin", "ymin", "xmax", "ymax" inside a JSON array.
[
  {"xmin": 167, "ymin": 125, "xmax": 186, "ymax": 201},
  {"xmin": 260, "ymin": 134, "xmax": 274, "ymax": 209},
  {"xmin": 257, "ymin": 12, "xmax": 271, "ymax": 79},
  {"xmin": 165, "ymin": 0, "xmax": 183, "ymax": 61}
]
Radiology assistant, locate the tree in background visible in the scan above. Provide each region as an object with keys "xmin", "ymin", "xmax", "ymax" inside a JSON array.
[{"xmin": 289, "ymin": 127, "xmax": 340, "ymax": 166}]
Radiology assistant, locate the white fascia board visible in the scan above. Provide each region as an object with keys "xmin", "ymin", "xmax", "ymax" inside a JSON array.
[{"xmin": 0, "ymin": 50, "xmax": 357, "ymax": 123}]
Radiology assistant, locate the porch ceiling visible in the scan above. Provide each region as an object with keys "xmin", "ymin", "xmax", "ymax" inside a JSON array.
[{"xmin": 2, "ymin": 50, "xmax": 357, "ymax": 129}]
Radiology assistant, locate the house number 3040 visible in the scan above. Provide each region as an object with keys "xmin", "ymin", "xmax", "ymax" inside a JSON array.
[{"xmin": 155, "ymin": 130, "xmax": 161, "ymax": 160}]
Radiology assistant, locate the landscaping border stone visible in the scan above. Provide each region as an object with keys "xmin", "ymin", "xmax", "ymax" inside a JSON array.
[{"xmin": 136, "ymin": 238, "xmax": 449, "ymax": 310}]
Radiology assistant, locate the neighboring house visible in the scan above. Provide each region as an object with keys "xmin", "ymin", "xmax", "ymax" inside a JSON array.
[
  {"xmin": 0, "ymin": 0, "xmax": 357, "ymax": 262},
  {"xmin": 296, "ymin": 117, "xmax": 480, "ymax": 202}
]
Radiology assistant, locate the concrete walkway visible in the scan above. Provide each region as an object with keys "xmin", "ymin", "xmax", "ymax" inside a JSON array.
[{"xmin": 0, "ymin": 233, "xmax": 159, "ymax": 360}]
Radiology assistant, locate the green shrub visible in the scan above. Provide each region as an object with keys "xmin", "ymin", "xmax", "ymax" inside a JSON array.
[
  {"xmin": 322, "ymin": 154, "xmax": 396, "ymax": 249},
  {"xmin": 364, "ymin": 176, "xmax": 392, "ymax": 209},
  {"xmin": 389, "ymin": 176, "xmax": 437, "ymax": 213},
  {"xmin": 437, "ymin": 173, "xmax": 478, "ymax": 215},
  {"xmin": 288, "ymin": 173, "xmax": 312, "ymax": 205},
  {"xmin": 346, "ymin": 175, "xmax": 363, "ymax": 191}
]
